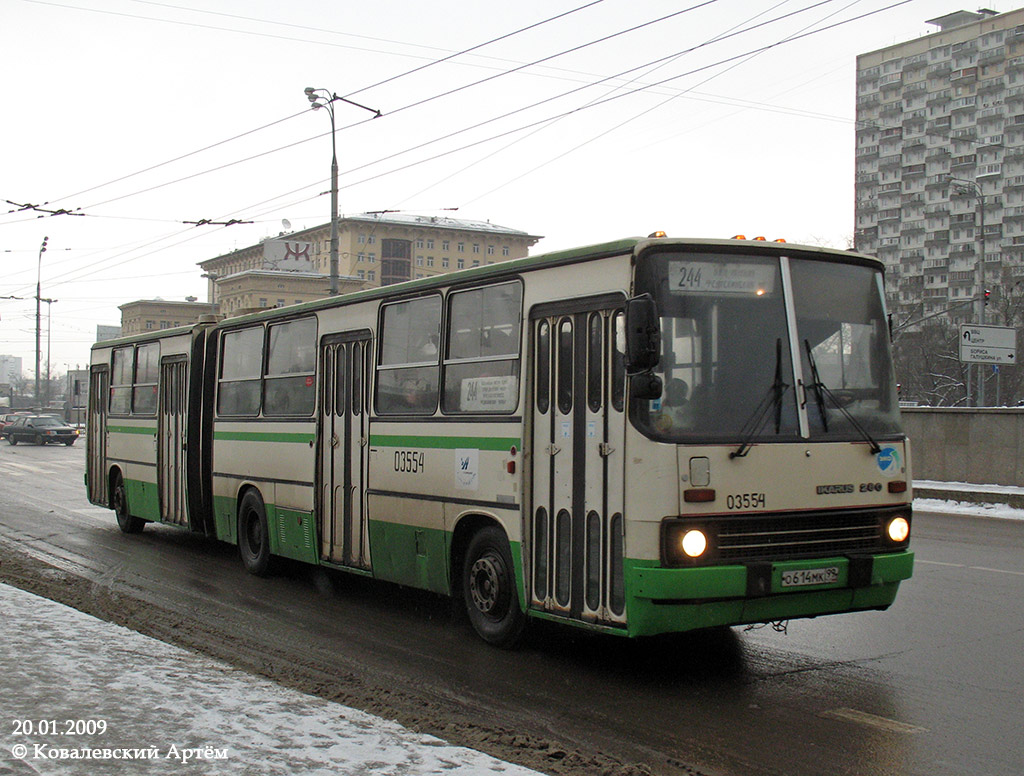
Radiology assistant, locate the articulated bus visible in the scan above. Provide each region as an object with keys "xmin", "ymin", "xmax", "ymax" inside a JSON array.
[{"xmin": 86, "ymin": 236, "xmax": 913, "ymax": 646}]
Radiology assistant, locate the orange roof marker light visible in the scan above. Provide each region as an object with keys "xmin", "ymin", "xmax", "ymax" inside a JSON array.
[
  {"xmin": 729, "ymin": 235, "xmax": 787, "ymax": 243},
  {"xmin": 648, "ymin": 230, "xmax": 667, "ymax": 238}
]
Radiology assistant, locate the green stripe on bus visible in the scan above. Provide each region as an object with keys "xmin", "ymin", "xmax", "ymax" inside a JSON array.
[
  {"xmin": 108, "ymin": 425, "xmax": 156, "ymax": 436},
  {"xmin": 369, "ymin": 434, "xmax": 520, "ymax": 451},
  {"xmin": 213, "ymin": 430, "xmax": 315, "ymax": 444}
]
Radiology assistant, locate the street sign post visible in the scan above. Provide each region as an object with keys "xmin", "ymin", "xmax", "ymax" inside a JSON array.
[{"xmin": 959, "ymin": 324, "xmax": 1017, "ymax": 365}]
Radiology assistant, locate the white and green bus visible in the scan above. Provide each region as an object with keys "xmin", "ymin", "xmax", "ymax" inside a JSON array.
[{"xmin": 87, "ymin": 235, "xmax": 913, "ymax": 646}]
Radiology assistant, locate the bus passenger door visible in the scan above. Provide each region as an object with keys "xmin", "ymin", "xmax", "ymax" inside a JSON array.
[
  {"xmin": 87, "ymin": 366, "xmax": 109, "ymax": 505},
  {"xmin": 318, "ymin": 333, "xmax": 371, "ymax": 570},
  {"xmin": 530, "ymin": 300, "xmax": 627, "ymax": 627},
  {"xmin": 157, "ymin": 357, "xmax": 189, "ymax": 526}
]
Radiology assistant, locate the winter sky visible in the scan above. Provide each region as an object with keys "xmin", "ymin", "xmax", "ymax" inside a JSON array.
[{"xmin": 2, "ymin": 0, "xmax": 1010, "ymax": 374}]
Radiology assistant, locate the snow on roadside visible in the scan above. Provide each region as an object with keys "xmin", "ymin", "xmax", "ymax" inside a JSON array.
[
  {"xmin": 914, "ymin": 498, "xmax": 1024, "ymax": 521},
  {"xmin": 0, "ymin": 582, "xmax": 541, "ymax": 776},
  {"xmin": 914, "ymin": 479, "xmax": 1024, "ymax": 521}
]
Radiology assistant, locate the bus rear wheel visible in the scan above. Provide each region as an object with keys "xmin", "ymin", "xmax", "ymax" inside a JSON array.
[
  {"xmin": 112, "ymin": 474, "xmax": 145, "ymax": 534},
  {"xmin": 238, "ymin": 490, "xmax": 271, "ymax": 576},
  {"xmin": 462, "ymin": 526, "xmax": 526, "ymax": 648}
]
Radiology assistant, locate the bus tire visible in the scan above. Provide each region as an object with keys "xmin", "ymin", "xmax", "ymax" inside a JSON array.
[
  {"xmin": 112, "ymin": 473, "xmax": 145, "ymax": 534},
  {"xmin": 462, "ymin": 526, "xmax": 526, "ymax": 648},
  {"xmin": 238, "ymin": 490, "xmax": 271, "ymax": 576}
]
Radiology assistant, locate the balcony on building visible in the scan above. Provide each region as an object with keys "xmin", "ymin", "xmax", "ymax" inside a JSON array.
[
  {"xmin": 880, "ymin": 103, "xmax": 904, "ymax": 120},
  {"xmin": 950, "ymin": 67, "xmax": 979, "ymax": 84},
  {"xmin": 903, "ymin": 82, "xmax": 928, "ymax": 99},
  {"xmin": 902, "ymin": 53, "xmax": 928, "ymax": 71}
]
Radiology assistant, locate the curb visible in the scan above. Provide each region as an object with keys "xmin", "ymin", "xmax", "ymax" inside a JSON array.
[{"xmin": 914, "ymin": 487, "xmax": 1024, "ymax": 510}]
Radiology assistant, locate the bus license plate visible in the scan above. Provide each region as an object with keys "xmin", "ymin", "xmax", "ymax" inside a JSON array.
[{"xmin": 780, "ymin": 567, "xmax": 839, "ymax": 588}]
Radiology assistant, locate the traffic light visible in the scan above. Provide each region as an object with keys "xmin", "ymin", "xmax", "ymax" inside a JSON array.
[{"xmin": 984, "ymin": 289, "xmax": 991, "ymax": 305}]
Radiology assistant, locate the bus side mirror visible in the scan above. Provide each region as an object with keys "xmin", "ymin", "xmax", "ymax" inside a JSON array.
[
  {"xmin": 625, "ymin": 295, "xmax": 661, "ymax": 373},
  {"xmin": 630, "ymin": 372, "xmax": 662, "ymax": 401}
]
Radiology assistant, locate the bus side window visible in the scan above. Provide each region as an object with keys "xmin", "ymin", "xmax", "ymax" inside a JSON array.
[
  {"xmin": 442, "ymin": 281, "xmax": 522, "ymax": 414},
  {"xmin": 110, "ymin": 347, "xmax": 133, "ymax": 416},
  {"xmin": 376, "ymin": 296, "xmax": 441, "ymax": 415},
  {"xmin": 536, "ymin": 320, "xmax": 551, "ymax": 414},
  {"xmin": 611, "ymin": 311, "xmax": 625, "ymax": 413},
  {"xmin": 133, "ymin": 342, "xmax": 159, "ymax": 415},
  {"xmin": 264, "ymin": 318, "xmax": 316, "ymax": 416},
  {"xmin": 557, "ymin": 318, "xmax": 573, "ymax": 415},
  {"xmin": 218, "ymin": 327, "xmax": 263, "ymax": 416},
  {"xmin": 587, "ymin": 312, "xmax": 603, "ymax": 413}
]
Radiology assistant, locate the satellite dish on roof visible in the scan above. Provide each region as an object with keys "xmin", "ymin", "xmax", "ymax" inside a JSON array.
[{"xmin": 282, "ymin": 219, "xmax": 292, "ymax": 230}]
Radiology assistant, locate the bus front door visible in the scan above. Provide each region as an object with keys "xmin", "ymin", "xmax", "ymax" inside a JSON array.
[
  {"xmin": 318, "ymin": 334, "xmax": 371, "ymax": 570},
  {"xmin": 87, "ymin": 366, "xmax": 109, "ymax": 506},
  {"xmin": 157, "ymin": 357, "xmax": 188, "ymax": 526},
  {"xmin": 530, "ymin": 301, "xmax": 627, "ymax": 627}
]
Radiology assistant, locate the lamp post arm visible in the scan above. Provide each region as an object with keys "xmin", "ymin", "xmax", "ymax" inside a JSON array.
[{"xmin": 305, "ymin": 87, "xmax": 381, "ymax": 296}]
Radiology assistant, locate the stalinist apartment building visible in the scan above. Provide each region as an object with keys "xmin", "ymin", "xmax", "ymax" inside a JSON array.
[
  {"xmin": 855, "ymin": 7, "xmax": 1024, "ymax": 326},
  {"xmin": 199, "ymin": 213, "xmax": 542, "ymax": 317}
]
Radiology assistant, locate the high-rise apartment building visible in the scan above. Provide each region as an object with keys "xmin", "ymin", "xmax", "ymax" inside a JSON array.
[
  {"xmin": 855, "ymin": 8, "xmax": 1024, "ymax": 327},
  {"xmin": 0, "ymin": 355, "xmax": 22, "ymax": 386}
]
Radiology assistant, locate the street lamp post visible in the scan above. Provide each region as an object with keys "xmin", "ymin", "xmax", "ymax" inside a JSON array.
[
  {"xmin": 303, "ymin": 87, "xmax": 381, "ymax": 296},
  {"xmin": 950, "ymin": 178, "xmax": 989, "ymax": 406},
  {"xmin": 35, "ymin": 236, "xmax": 48, "ymax": 407},
  {"xmin": 41, "ymin": 297, "xmax": 57, "ymax": 407}
]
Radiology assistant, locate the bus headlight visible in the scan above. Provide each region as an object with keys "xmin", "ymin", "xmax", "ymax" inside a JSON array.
[
  {"xmin": 887, "ymin": 516, "xmax": 910, "ymax": 543},
  {"xmin": 662, "ymin": 520, "xmax": 716, "ymax": 566},
  {"xmin": 681, "ymin": 529, "xmax": 708, "ymax": 558}
]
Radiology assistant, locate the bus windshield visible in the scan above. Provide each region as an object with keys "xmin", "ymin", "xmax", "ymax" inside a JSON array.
[{"xmin": 632, "ymin": 250, "xmax": 902, "ymax": 444}]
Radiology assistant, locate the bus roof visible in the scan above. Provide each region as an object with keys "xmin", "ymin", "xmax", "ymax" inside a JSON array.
[{"xmin": 94, "ymin": 236, "xmax": 883, "ymax": 348}]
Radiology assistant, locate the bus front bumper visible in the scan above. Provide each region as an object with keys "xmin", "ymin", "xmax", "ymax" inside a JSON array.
[{"xmin": 624, "ymin": 551, "xmax": 914, "ymax": 637}]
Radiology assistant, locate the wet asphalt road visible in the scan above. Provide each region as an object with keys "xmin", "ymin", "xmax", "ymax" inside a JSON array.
[{"xmin": 0, "ymin": 442, "xmax": 1021, "ymax": 776}]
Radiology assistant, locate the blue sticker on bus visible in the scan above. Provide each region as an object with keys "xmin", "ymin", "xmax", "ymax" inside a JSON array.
[{"xmin": 876, "ymin": 446, "xmax": 901, "ymax": 477}]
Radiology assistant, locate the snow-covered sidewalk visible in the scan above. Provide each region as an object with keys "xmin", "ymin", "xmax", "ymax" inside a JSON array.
[
  {"xmin": 0, "ymin": 582, "xmax": 541, "ymax": 776},
  {"xmin": 914, "ymin": 479, "xmax": 1024, "ymax": 520}
]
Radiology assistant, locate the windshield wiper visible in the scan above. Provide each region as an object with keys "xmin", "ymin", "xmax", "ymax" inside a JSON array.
[
  {"xmin": 803, "ymin": 339, "xmax": 881, "ymax": 455},
  {"xmin": 731, "ymin": 339, "xmax": 789, "ymax": 459}
]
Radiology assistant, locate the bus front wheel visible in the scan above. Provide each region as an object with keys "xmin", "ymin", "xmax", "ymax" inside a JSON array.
[
  {"xmin": 238, "ymin": 490, "xmax": 271, "ymax": 576},
  {"xmin": 112, "ymin": 474, "xmax": 145, "ymax": 534},
  {"xmin": 462, "ymin": 526, "xmax": 526, "ymax": 648}
]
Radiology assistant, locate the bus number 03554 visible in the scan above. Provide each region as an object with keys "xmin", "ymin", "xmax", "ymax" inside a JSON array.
[
  {"xmin": 394, "ymin": 450, "xmax": 425, "ymax": 474},
  {"xmin": 726, "ymin": 493, "xmax": 766, "ymax": 510}
]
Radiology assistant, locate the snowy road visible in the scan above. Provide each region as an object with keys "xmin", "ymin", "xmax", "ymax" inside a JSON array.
[
  {"xmin": 0, "ymin": 582, "xmax": 540, "ymax": 776},
  {"xmin": 2, "ymin": 443, "xmax": 1024, "ymax": 776}
]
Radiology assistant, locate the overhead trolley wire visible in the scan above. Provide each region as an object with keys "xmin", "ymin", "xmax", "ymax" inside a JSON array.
[
  {"xmin": 7, "ymin": 0, "xmax": 608, "ymax": 222},
  {"xmin": 59, "ymin": 0, "xmax": 810, "ymax": 225},
  {"xmin": 236, "ymin": 0, "xmax": 916, "ymax": 225},
  {"xmin": 21, "ymin": 0, "xmax": 914, "ymax": 290}
]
